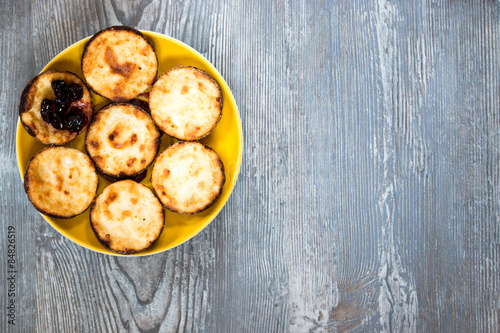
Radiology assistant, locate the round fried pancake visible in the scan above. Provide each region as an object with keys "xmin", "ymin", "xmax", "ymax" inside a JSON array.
[
  {"xmin": 24, "ymin": 147, "xmax": 98, "ymax": 218},
  {"xmin": 149, "ymin": 66, "xmax": 223, "ymax": 141},
  {"xmin": 90, "ymin": 180, "xmax": 164, "ymax": 254},
  {"xmin": 19, "ymin": 70, "xmax": 93, "ymax": 145},
  {"xmin": 82, "ymin": 26, "xmax": 158, "ymax": 102},
  {"xmin": 152, "ymin": 141, "xmax": 225, "ymax": 214},
  {"xmin": 86, "ymin": 103, "xmax": 160, "ymax": 179}
]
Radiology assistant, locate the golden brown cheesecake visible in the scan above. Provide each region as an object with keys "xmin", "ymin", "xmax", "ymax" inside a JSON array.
[
  {"xmin": 151, "ymin": 141, "xmax": 225, "ymax": 214},
  {"xmin": 90, "ymin": 180, "xmax": 164, "ymax": 254},
  {"xmin": 24, "ymin": 147, "xmax": 98, "ymax": 218},
  {"xmin": 149, "ymin": 66, "xmax": 222, "ymax": 141},
  {"xmin": 85, "ymin": 103, "xmax": 161, "ymax": 180},
  {"xmin": 19, "ymin": 70, "xmax": 93, "ymax": 145},
  {"xmin": 82, "ymin": 26, "xmax": 158, "ymax": 102}
]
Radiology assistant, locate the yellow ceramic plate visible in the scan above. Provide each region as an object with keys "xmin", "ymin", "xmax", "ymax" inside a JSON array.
[{"xmin": 16, "ymin": 31, "xmax": 242, "ymax": 256}]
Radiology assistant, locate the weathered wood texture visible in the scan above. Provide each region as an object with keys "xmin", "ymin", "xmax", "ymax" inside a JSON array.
[{"xmin": 1, "ymin": 0, "xmax": 499, "ymax": 332}]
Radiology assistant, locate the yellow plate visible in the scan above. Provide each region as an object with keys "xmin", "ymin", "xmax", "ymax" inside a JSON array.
[{"xmin": 16, "ymin": 31, "xmax": 242, "ymax": 256}]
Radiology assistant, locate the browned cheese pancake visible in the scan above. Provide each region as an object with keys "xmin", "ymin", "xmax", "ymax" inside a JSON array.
[
  {"xmin": 82, "ymin": 26, "xmax": 158, "ymax": 102},
  {"xmin": 19, "ymin": 70, "xmax": 93, "ymax": 145},
  {"xmin": 85, "ymin": 103, "xmax": 160, "ymax": 179},
  {"xmin": 149, "ymin": 66, "xmax": 223, "ymax": 141},
  {"xmin": 24, "ymin": 147, "xmax": 98, "ymax": 218},
  {"xmin": 151, "ymin": 141, "xmax": 225, "ymax": 214},
  {"xmin": 90, "ymin": 180, "xmax": 164, "ymax": 254}
]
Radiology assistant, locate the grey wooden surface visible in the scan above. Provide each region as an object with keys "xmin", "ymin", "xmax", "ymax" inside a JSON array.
[{"xmin": 1, "ymin": 0, "xmax": 499, "ymax": 332}]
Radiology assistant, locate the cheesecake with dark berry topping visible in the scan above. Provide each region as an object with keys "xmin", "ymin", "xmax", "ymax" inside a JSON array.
[{"xmin": 19, "ymin": 70, "xmax": 93, "ymax": 145}]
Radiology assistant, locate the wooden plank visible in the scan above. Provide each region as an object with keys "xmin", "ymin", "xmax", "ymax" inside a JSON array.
[
  {"xmin": 1, "ymin": 0, "xmax": 499, "ymax": 332},
  {"xmin": 1, "ymin": 0, "xmax": 37, "ymax": 331}
]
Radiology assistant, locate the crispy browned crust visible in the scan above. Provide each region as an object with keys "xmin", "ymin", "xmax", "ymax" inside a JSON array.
[
  {"xmin": 185, "ymin": 146, "xmax": 225, "ymax": 214},
  {"xmin": 19, "ymin": 75, "xmax": 36, "ymax": 116},
  {"xmin": 89, "ymin": 200, "xmax": 152, "ymax": 255},
  {"xmin": 23, "ymin": 149, "xmax": 64, "ymax": 219},
  {"xmin": 19, "ymin": 76, "xmax": 38, "ymax": 138},
  {"xmin": 89, "ymin": 215, "xmax": 164, "ymax": 255},
  {"xmin": 85, "ymin": 102, "xmax": 161, "ymax": 179},
  {"xmin": 151, "ymin": 141, "xmax": 226, "ymax": 214},
  {"xmin": 190, "ymin": 67, "xmax": 223, "ymax": 140},
  {"xmin": 24, "ymin": 147, "xmax": 99, "ymax": 219},
  {"xmin": 94, "ymin": 165, "xmax": 149, "ymax": 183},
  {"xmin": 19, "ymin": 70, "xmax": 93, "ymax": 145},
  {"xmin": 178, "ymin": 66, "xmax": 224, "ymax": 109},
  {"xmin": 89, "ymin": 180, "xmax": 165, "ymax": 254},
  {"xmin": 82, "ymin": 26, "xmax": 154, "ymax": 63},
  {"xmin": 81, "ymin": 26, "xmax": 158, "ymax": 102},
  {"xmin": 185, "ymin": 143, "xmax": 225, "ymax": 214},
  {"xmin": 149, "ymin": 66, "xmax": 223, "ymax": 141}
]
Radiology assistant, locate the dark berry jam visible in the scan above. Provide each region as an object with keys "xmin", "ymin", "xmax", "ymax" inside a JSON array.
[
  {"xmin": 65, "ymin": 107, "xmax": 88, "ymax": 132},
  {"xmin": 40, "ymin": 99, "xmax": 55, "ymax": 123},
  {"xmin": 52, "ymin": 80, "xmax": 68, "ymax": 99},
  {"xmin": 43, "ymin": 80, "xmax": 87, "ymax": 133},
  {"xmin": 67, "ymin": 83, "xmax": 83, "ymax": 102},
  {"xmin": 54, "ymin": 98, "xmax": 70, "ymax": 114}
]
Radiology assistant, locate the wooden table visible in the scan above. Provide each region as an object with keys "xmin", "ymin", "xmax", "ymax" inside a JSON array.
[{"xmin": 2, "ymin": 1, "xmax": 499, "ymax": 332}]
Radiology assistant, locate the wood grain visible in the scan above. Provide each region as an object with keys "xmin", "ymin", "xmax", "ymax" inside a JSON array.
[{"xmin": 1, "ymin": 0, "xmax": 499, "ymax": 332}]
